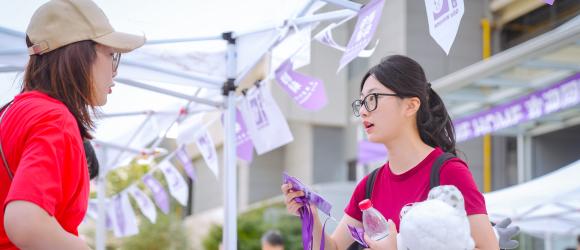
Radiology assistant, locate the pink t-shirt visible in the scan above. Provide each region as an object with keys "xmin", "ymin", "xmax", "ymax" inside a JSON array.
[{"xmin": 344, "ymin": 147, "xmax": 487, "ymax": 231}]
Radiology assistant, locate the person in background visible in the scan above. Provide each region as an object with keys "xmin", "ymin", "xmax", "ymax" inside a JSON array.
[
  {"xmin": 0, "ymin": 0, "xmax": 144, "ymax": 249},
  {"xmin": 261, "ymin": 230, "xmax": 285, "ymax": 250}
]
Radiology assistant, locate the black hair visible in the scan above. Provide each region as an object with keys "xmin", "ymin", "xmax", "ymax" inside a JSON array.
[
  {"xmin": 261, "ymin": 230, "xmax": 284, "ymax": 246},
  {"xmin": 360, "ymin": 55, "xmax": 456, "ymax": 154},
  {"xmin": 84, "ymin": 140, "xmax": 99, "ymax": 180}
]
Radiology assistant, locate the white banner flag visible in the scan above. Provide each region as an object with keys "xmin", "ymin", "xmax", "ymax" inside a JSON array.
[
  {"xmin": 195, "ymin": 129, "xmax": 219, "ymax": 178},
  {"xmin": 159, "ymin": 161, "xmax": 189, "ymax": 206},
  {"xmin": 108, "ymin": 193, "xmax": 139, "ymax": 238},
  {"xmin": 424, "ymin": 0, "xmax": 465, "ymax": 54},
  {"xmin": 314, "ymin": 21, "xmax": 379, "ymax": 58},
  {"xmin": 127, "ymin": 185, "xmax": 157, "ymax": 224},
  {"xmin": 240, "ymin": 84, "xmax": 293, "ymax": 155}
]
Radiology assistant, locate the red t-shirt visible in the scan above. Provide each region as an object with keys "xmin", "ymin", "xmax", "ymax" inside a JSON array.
[
  {"xmin": 344, "ymin": 147, "xmax": 487, "ymax": 231},
  {"xmin": 0, "ymin": 91, "xmax": 89, "ymax": 249}
]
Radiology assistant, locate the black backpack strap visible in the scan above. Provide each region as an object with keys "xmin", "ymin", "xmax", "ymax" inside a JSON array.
[
  {"xmin": 429, "ymin": 152, "xmax": 456, "ymax": 189},
  {"xmin": 365, "ymin": 167, "xmax": 381, "ymax": 199}
]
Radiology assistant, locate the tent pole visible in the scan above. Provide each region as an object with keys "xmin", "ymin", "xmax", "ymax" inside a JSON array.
[
  {"xmin": 146, "ymin": 34, "xmax": 224, "ymax": 45},
  {"xmin": 222, "ymin": 32, "xmax": 238, "ymax": 250},
  {"xmin": 544, "ymin": 233, "xmax": 553, "ymax": 250},
  {"xmin": 0, "ymin": 65, "xmax": 24, "ymax": 73},
  {"xmin": 319, "ymin": 0, "xmax": 361, "ymax": 11},
  {"xmin": 115, "ymin": 78, "xmax": 223, "ymax": 108},
  {"xmin": 121, "ymin": 60, "xmax": 225, "ymax": 87},
  {"xmin": 96, "ymin": 146, "xmax": 108, "ymax": 250}
]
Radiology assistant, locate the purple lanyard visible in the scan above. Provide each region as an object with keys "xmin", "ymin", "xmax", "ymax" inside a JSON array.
[{"xmin": 283, "ymin": 172, "xmax": 332, "ymax": 250}]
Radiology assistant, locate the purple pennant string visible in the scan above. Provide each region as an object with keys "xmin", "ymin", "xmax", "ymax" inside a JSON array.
[
  {"xmin": 283, "ymin": 172, "xmax": 332, "ymax": 250},
  {"xmin": 348, "ymin": 225, "xmax": 369, "ymax": 248},
  {"xmin": 142, "ymin": 174, "xmax": 170, "ymax": 214},
  {"xmin": 175, "ymin": 146, "xmax": 196, "ymax": 181}
]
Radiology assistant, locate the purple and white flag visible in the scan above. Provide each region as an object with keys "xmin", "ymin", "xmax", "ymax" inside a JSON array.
[
  {"xmin": 159, "ymin": 161, "xmax": 189, "ymax": 206},
  {"xmin": 221, "ymin": 109, "xmax": 254, "ymax": 162},
  {"xmin": 142, "ymin": 174, "xmax": 170, "ymax": 214},
  {"xmin": 127, "ymin": 185, "xmax": 157, "ymax": 224},
  {"xmin": 338, "ymin": 0, "xmax": 385, "ymax": 72},
  {"xmin": 175, "ymin": 146, "xmax": 197, "ymax": 180},
  {"xmin": 271, "ymin": 25, "xmax": 312, "ymax": 72},
  {"xmin": 275, "ymin": 59, "xmax": 328, "ymax": 111},
  {"xmin": 108, "ymin": 193, "xmax": 139, "ymax": 238},
  {"xmin": 357, "ymin": 140, "xmax": 388, "ymax": 165},
  {"xmin": 314, "ymin": 21, "xmax": 379, "ymax": 58},
  {"xmin": 544, "ymin": 0, "xmax": 555, "ymax": 5},
  {"xmin": 195, "ymin": 129, "xmax": 219, "ymax": 178},
  {"xmin": 454, "ymin": 73, "xmax": 580, "ymax": 142},
  {"xmin": 424, "ymin": 0, "xmax": 465, "ymax": 54},
  {"xmin": 240, "ymin": 85, "xmax": 294, "ymax": 155}
]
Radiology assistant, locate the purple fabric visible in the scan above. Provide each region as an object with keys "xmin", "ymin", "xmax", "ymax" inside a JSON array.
[
  {"xmin": 544, "ymin": 0, "xmax": 555, "ymax": 4},
  {"xmin": 275, "ymin": 59, "xmax": 328, "ymax": 111},
  {"xmin": 283, "ymin": 172, "xmax": 332, "ymax": 250},
  {"xmin": 175, "ymin": 146, "xmax": 197, "ymax": 180},
  {"xmin": 454, "ymin": 73, "xmax": 580, "ymax": 142},
  {"xmin": 142, "ymin": 174, "xmax": 170, "ymax": 214},
  {"xmin": 357, "ymin": 140, "xmax": 388, "ymax": 165},
  {"xmin": 221, "ymin": 109, "xmax": 254, "ymax": 162},
  {"xmin": 338, "ymin": 0, "xmax": 385, "ymax": 71},
  {"xmin": 348, "ymin": 225, "xmax": 369, "ymax": 248}
]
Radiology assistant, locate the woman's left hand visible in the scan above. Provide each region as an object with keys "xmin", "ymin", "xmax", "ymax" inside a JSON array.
[{"xmin": 363, "ymin": 219, "xmax": 398, "ymax": 250}]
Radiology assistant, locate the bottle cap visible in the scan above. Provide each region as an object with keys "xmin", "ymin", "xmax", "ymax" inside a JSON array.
[{"xmin": 358, "ymin": 199, "xmax": 372, "ymax": 211}]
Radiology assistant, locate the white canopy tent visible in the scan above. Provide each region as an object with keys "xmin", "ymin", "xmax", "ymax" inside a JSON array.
[
  {"xmin": 485, "ymin": 159, "xmax": 580, "ymax": 236},
  {"xmin": 0, "ymin": 1, "xmax": 364, "ymax": 249}
]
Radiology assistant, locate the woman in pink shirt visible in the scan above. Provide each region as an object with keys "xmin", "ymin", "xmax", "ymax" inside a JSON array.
[{"xmin": 282, "ymin": 55, "xmax": 498, "ymax": 250}]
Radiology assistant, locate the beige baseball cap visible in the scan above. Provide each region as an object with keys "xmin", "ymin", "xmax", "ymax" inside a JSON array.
[{"xmin": 26, "ymin": 0, "xmax": 146, "ymax": 55}]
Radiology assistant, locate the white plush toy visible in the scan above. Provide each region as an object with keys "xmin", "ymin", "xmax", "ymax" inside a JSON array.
[{"xmin": 397, "ymin": 185, "xmax": 475, "ymax": 250}]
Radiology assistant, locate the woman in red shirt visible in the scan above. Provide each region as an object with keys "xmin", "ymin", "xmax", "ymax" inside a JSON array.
[
  {"xmin": 0, "ymin": 0, "xmax": 144, "ymax": 249},
  {"xmin": 282, "ymin": 55, "xmax": 499, "ymax": 249}
]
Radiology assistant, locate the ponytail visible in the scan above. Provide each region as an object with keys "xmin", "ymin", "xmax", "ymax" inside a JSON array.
[{"xmin": 417, "ymin": 86, "xmax": 456, "ymax": 154}]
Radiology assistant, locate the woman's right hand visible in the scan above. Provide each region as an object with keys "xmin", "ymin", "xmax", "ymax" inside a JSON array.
[{"xmin": 281, "ymin": 183, "xmax": 307, "ymax": 216}]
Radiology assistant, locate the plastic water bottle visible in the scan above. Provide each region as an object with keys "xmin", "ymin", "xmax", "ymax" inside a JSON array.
[{"xmin": 359, "ymin": 199, "xmax": 389, "ymax": 241}]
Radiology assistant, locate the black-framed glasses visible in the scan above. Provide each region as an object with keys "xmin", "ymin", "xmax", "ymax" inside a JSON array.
[
  {"xmin": 112, "ymin": 53, "xmax": 121, "ymax": 72},
  {"xmin": 352, "ymin": 93, "xmax": 400, "ymax": 117}
]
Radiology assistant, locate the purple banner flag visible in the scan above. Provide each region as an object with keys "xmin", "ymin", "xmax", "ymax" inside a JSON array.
[
  {"xmin": 455, "ymin": 73, "xmax": 580, "ymax": 142},
  {"xmin": 357, "ymin": 140, "xmax": 388, "ymax": 165},
  {"xmin": 221, "ymin": 109, "xmax": 254, "ymax": 162},
  {"xmin": 175, "ymin": 146, "xmax": 197, "ymax": 180},
  {"xmin": 338, "ymin": 0, "xmax": 385, "ymax": 71},
  {"xmin": 275, "ymin": 59, "xmax": 327, "ymax": 111},
  {"xmin": 142, "ymin": 174, "xmax": 170, "ymax": 214}
]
